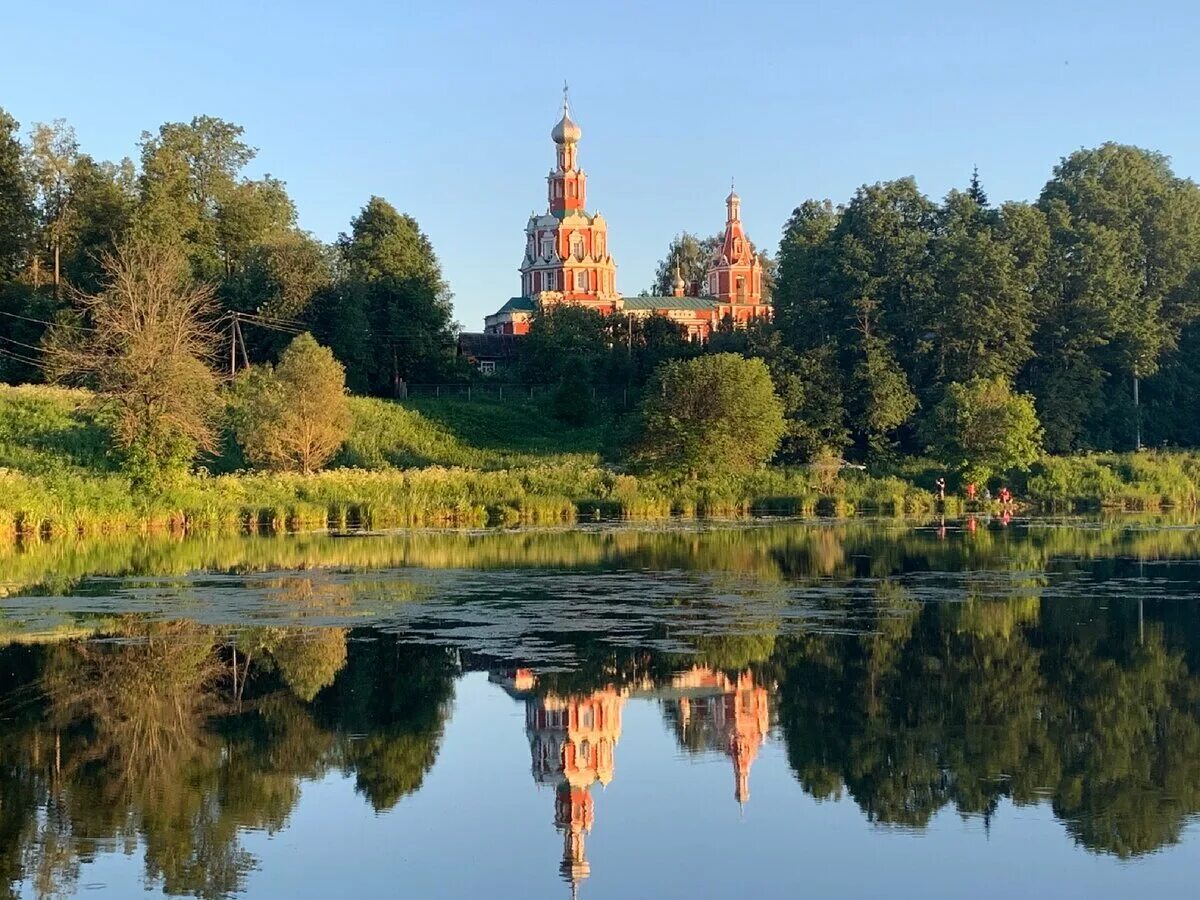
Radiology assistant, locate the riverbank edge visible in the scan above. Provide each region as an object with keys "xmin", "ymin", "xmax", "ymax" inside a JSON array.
[
  {"xmin": 0, "ymin": 465, "xmax": 939, "ymax": 539},
  {"xmin": 1, "ymin": 459, "xmax": 1195, "ymax": 542}
]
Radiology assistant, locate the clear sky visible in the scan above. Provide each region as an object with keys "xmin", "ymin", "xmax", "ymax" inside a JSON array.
[{"xmin": 3, "ymin": 0, "xmax": 1199, "ymax": 328}]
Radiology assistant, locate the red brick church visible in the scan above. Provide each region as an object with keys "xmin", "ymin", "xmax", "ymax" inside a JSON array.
[{"xmin": 481, "ymin": 91, "xmax": 772, "ymax": 342}]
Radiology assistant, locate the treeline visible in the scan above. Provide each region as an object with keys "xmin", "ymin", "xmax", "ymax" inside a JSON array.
[
  {"xmin": 5, "ymin": 104, "xmax": 1200, "ymax": 471},
  {"xmin": 772, "ymin": 149, "xmax": 1200, "ymax": 456},
  {"xmin": 0, "ymin": 110, "xmax": 459, "ymax": 394},
  {"xmin": 0, "ymin": 621, "xmax": 457, "ymax": 897},
  {"xmin": 542, "ymin": 146, "xmax": 1200, "ymax": 467}
]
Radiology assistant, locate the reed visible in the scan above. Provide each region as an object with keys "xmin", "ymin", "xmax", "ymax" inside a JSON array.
[{"xmin": 3, "ymin": 383, "xmax": 1198, "ymax": 540}]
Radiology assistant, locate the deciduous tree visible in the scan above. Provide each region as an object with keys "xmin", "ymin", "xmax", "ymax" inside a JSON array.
[
  {"xmin": 26, "ymin": 120, "xmax": 80, "ymax": 290},
  {"xmin": 232, "ymin": 333, "xmax": 351, "ymax": 473},
  {"xmin": 650, "ymin": 232, "xmax": 718, "ymax": 295},
  {"xmin": 924, "ymin": 376, "xmax": 1044, "ymax": 482},
  {"xmin": 0, "ymin": 108, "xmax": 34, "ymax": 280},
  {"xmin": 636, "ymin": 353, "xmax": 785, "ymax": 476},
  {"xmin": 46, "ymin": 241, "xmax": 221, "ymax": 483}
]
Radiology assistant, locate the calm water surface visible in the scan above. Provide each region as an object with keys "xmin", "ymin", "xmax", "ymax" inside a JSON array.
[{"xmin": 2, "ymin": 518, "xmax": 1200, "ymax": 898}]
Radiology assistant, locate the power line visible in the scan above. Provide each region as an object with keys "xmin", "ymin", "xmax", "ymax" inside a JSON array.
[
  {"xmin": 0, "ymin": 334, "xmax": 47, "ymax": 354},
  {"xmin": 0, "ymin": 347, "xmax": 50, "ymax": 370},
  {"xmin": 0, "ymin": 309, "xmax": 94, "ymax": 331},
  {"xmin": 232, "ymin": 312, "xmax": 305, "ymax": 335},
  {"xmin": 246, "ymin": 311, "xmax": 305, "ymax": 328}
]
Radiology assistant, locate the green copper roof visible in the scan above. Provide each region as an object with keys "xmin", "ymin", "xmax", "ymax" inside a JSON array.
[
  {"xmin": 492, "ymin": 294, "xmax": 723, "ymax": 317},
  {"xmin": 622, "ymin": 295, "xmax": 720, "ymax": 312},
  {"xmin": 494, "ymin": 296, "xmax": 536, "ymax": 314}
]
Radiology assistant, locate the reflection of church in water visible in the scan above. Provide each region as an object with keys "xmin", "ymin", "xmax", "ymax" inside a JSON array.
[{"xmin": 490, "ymin": 667, "xmax": 771, "ymax": 896}]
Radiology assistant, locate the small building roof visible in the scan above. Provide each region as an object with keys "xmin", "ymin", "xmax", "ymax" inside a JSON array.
[{"xmin": 457, "ymin": 332, "xmax": 524, "ymax": 360}]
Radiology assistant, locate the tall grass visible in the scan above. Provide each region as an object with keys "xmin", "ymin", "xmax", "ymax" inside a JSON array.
[
  {"xmin": 1023, "ymin": 452, "xmax": 1200, "ymax": 510},
  {"xmin": 3, "ymin": 383, "xmax": 1198, "ymax": 540}
]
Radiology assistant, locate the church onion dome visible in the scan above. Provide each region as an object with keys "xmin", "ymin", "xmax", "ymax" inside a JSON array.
[
  {"xmin": 726, "ymin": 187, "xmax": 739, "ymax": 204},
  {"xmin": 552, "ymin": 110, "xmax": 582, "ymax": 144}
]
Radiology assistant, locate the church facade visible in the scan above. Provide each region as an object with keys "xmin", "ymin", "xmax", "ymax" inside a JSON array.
[{"xmin": 482, "ymin": 94, "xmax": 772, "ymax": 340}]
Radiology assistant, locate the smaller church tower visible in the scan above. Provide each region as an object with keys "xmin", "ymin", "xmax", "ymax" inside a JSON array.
[{"xmin": 706, "ymin": 186, "xmax": 763, "ymax": 308}]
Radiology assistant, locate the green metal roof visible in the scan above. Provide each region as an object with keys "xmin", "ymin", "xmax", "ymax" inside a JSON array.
[
  {"xmin": 622, "ymin": 295, "xmax": 720, "ymax": 312},
  {"xmin": 494, "ymin": 296, "xmax": 536, "ymax": 314},
  {"xmin": 492, "ymin": 294, "xmax": 721, "ymax": 317}
]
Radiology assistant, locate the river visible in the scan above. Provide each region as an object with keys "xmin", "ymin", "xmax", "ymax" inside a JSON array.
[{"xmin": 1, "ymin": 517, "xmax": 1198, "ymax": 898}]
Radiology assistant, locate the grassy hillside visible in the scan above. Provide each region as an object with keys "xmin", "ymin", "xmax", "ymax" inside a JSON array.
[
  {"xmin": 0, "ymin": 386, "xmax": 114, "ymax": 475},
  {"xmin": 0, "ymin": 384, "xmax": 942, "ymax": 536},
  {"xmin": 3, "ymin": 382, "xmax": 1198, "ymax": 540},
  {"xmin": 336, "ymin": 395, "xmax": 608, "ymax": 470},
  {"xmin": 0, "ymin": 385, "xmax": 607, "ymax": 475}
]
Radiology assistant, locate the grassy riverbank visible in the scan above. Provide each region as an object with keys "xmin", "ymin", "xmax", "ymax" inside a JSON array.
[
  {"xmin": 0, "ymin": 384, "xmax": 940, "ymax": 537},
  {"xmin": 1, "ymin": 384, "xmax": 1198, "ymax": 539}
]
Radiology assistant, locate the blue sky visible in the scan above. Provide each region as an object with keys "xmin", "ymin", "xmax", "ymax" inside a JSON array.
[{"xmin": 3, "ymin": 0, "xmax": 1199, "ymax": 328}]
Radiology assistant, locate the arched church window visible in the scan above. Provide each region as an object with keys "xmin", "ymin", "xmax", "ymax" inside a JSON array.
[
  {"xmin": 570, "ymin": 232, "xmax": 584, "ymax": 259},
  {"xmin": 595, "ymin": 235, "xmax": 605, "ymax": 257},
  {"xmin": 576, "ymin": 270, "xmax": 588, "ymax": 291},
  {"xmin": 541, "ymin": 237, "xmax": 553, "ymax": 259}
]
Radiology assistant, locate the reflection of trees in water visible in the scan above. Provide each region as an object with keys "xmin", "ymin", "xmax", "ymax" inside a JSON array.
[
  {"xmin": 0, "ymin": 622, "xmax": 455, "ymax": 898},
  {"xmin": 3, "ymin": 582, "xmax": 1200, "ymax": 896},
  {"xmin": 777, "ymin": 585, "xmax": 1200, "ymax": 856},
  {"xmin": 312, "ymin": 635, "xmax": 457, "ymax": 811},
  {"xmin": 9, "ymin": 518, "xmax": 1200, "ymax": 604}
]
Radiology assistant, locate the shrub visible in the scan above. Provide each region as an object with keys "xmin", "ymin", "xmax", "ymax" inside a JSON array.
[
  {"xmin": 232, "ymin": 334, "xmax": 351, "ymax": 474},
  {"xmin": 552, "ymin": 372, "xmax": 593, "ymax": 426},
  {"xmin": 925, "ymin": 376, "xmax": 1043, "ymax": 483},
  {"xmin": 636, "ymin": 353, "xmax": 786, "ymax": 478}
]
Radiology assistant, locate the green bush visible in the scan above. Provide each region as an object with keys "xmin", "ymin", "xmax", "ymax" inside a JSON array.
[
  {"xmin": 637, "ymin": 354, "xmax": 786, "ymax": 478},
  {"xmin": 924, "ymin": 377, "xmax": 1043, "ymax": 483}
]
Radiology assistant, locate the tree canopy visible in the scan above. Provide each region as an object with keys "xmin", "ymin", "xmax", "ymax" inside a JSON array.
[
  {"xmin": 636, "ymin": 353, "xmax": 786, "ymax": 477},
  {"xmin": 313, "ymin": 197, "xmax": 455, "ymax": 396},
  {"xmin": 232, "ymin": 333, "xmax": 352, "ymax": 474},
  {"xmin": 924, "ymin": 376, "xmax": 1044, "ymax": 483},
  {"xmin": 46, "ymin": 241, "xmax": 221, "ymax": 483}
]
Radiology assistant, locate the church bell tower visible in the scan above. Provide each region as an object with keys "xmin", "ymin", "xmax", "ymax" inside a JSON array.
[{"xmin": 518, "ymin": 86, "xmax": 618, "ymax": 308}]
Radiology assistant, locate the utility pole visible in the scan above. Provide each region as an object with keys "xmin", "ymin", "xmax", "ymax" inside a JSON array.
[
  {"xmin": 235, "ymin": 316, "xmax": 249, "ymax": 370},
  {"xmin": 1133, "ymin": 375, "xmax": 1142, "ymax": 451}
]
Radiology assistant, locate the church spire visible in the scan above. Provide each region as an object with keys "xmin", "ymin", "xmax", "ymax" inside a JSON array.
[
  {"xmin": 549, "ymin": 88, "xmax": 585, "ymax": 212},
  {"xmin": 708, "ymin": 187, "xmax": 760, "ymax": 306}
]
